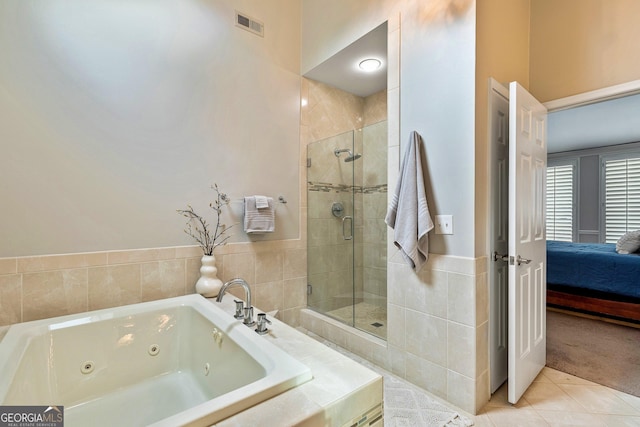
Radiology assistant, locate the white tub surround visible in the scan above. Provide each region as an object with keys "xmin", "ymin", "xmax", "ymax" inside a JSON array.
[
  {"xmin": 208, "ymin": 296, "xmax": 384, "ymax": 426},
  {"xmin": 0, "ymin": 294, "xmax": 383, "ymax": 426},
  {"xmin": 0, "ymin": 295, "xmax": 312, "ymax": 427}
]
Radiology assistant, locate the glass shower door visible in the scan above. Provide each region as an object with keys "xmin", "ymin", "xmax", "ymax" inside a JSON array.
[
  {"xmin": 307, "ymin": 130, "xmax": 356, "ymax": 326},
  {"xmin": 307, "ymin": 121, "xmax": 388, "ymax": 340}
]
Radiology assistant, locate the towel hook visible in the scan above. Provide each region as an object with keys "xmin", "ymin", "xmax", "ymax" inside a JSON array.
[{"xmin": 278, "ymin": 196, "xmax": 287, "ymax": 204}]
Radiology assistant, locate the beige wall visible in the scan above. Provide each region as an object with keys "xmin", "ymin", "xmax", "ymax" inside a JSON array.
[
  {"xmin": 475, "ymin": 0, "xmax": 531, "ymax": 257},
  {"xmin": 0, "ymin": 0, "xmax": 309, "ymax": 330},
  {"xmin": 0, "ymin": 0, "xmax": 301, "ymax": 257},
  {"xmin": 530, "ymin": 0, "xmax": 640, "ymax": 102}
]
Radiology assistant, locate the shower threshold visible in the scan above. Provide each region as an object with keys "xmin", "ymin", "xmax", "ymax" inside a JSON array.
[{"xmin": 325, "ymin": 301, "xmax": 387, "ymax": 339}]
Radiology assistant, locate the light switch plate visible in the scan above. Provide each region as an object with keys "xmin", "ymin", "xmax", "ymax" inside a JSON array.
[{"xmin": 435, "ymin": 215, "xmax": 453, "ymax": 235}]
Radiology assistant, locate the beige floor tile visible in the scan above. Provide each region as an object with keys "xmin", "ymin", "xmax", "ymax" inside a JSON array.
[
  {"xmin": 479, "ymin": 364, "xmax": 640, "ymax": 427},
  {"xmin": 470, "ymin": 408, "xmax": 497, "ymax": 427},
  {"xmin": 533, "ymin": 368, "xmax": 554, "ymax": 383},
  {"xmin": 536, "ymin": 410, "xmax": 608, "ymax": 426},
  {"xmin": 522, "ymin": 381, "xmax": 586, "ymax": 412},
  {"xmin": 484, "ymin": 406, "xmax": 550, "ymax": 427},
  {"xmin": 612, "ymin": 390, "xmax": 640, "ymax": 413},
  {"xmin": 597, "ymin": 414, "xmax": 640, "ymax": 427},
  {"xmin": 540, "ymin": 367, "xmax": 598, "ymax": 386},
  {"xmin": 486, "ymin": 383, "xmax": 531, "ymax": 409},
  {"xmin": 557, "ymin": 384, "xmax": 640, "ymax": 416}
]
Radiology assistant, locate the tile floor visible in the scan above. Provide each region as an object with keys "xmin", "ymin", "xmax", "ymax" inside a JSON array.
[
  {"xmin": 474, "ymin": 367, "xmax": 640, "ymax": 427},
  {"xmin": 304, "ymin": 330, "xmax": 473, "ymax": 426},
  {"xmin": 307, "ymin": 329, "xmax": 640, "ymax": 426}
]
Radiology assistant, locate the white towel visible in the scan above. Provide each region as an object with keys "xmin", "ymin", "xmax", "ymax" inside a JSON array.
[
  {"xmin": 385, "ymin": 131, "xmax": 434, "ymax": 271},
  {"xmin": 255, "ymin": 195, "xmax": 269, "ymax": 209},
  {"xmin": 244, "ymin": 196, "xmax": 275, "ymax": 234}
]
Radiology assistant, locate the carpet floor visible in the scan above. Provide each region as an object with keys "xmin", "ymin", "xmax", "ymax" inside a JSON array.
[{"xmin": 546, "ymin": 309, "xmax": 640, "ymax": 397}]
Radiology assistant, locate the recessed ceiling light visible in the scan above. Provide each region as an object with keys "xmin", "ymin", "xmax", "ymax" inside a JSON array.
[{"xmin": 358, "ymin": 58, "xmax": 382, "ymax": 72}]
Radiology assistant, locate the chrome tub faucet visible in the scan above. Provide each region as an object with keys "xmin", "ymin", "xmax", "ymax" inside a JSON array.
[{"xmin": 216, "ymin": 278, "xmax": 255, "ymax": 327}]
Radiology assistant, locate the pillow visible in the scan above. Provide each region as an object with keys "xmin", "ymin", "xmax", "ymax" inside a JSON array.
[{"xmin": 616, "ymin": 230, "xmax": 640, "ymax": 254}]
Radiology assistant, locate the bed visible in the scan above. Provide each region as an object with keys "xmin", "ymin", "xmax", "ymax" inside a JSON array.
[{"xmin": 546, "ymin": 240, "xmax": 640, "ymax": 322}]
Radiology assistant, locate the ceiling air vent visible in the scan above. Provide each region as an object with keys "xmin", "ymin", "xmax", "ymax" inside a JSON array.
[{"xmin": 235, "ymin": 11, "xmax": 264, "ymax": 37}]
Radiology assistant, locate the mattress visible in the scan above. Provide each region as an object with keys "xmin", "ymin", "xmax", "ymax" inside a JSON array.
[{"xmin": 546, "ymin": 241, "xmax": 640, "ymax": 299}]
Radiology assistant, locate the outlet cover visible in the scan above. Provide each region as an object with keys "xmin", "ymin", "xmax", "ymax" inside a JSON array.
[{"xmin": 435, "ymin": 215, "xmax": 453, "ymax": 235}]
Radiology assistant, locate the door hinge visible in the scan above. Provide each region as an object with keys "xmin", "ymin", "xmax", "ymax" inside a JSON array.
[
  {"xmin": 492, "ymin": 251, "xmax": 509, "ymax": 262},
  {"xmin": 307, "ymin": 158, "xmax": 312, "ymax": 168},
  {"xmin": 307, "ymin": 283, "xmax": 312, "ymax": 295}
]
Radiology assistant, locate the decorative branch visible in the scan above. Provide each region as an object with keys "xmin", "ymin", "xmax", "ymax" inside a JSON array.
[{"xmin": 177, "ymin": 184, "xmax": 233, "ymax": 255}]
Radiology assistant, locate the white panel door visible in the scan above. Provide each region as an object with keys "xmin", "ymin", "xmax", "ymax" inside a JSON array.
[
  {"xmin": 508, "ymin": 81, "xmax": 547, "ymax": 404},
  {"xmin": 488, "ymin": 79, "xmax": 509, "ymax": 393}
]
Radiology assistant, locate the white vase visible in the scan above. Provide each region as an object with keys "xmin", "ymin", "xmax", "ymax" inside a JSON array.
[{"xmin": 195, "ymin": 255, "xmax": 223, "ymax": 297}]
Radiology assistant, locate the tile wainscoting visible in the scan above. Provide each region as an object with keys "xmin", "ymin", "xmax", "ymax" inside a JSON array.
[
  {"xmin": 301, "ymin": 252, "xmax": 489, "ymax": 415},
  {"xmin": 0, "ymin": 239, "xmax": 307, "ymax": 328}
]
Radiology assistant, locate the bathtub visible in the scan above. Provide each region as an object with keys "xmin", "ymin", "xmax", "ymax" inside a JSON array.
[{"xmin": 0, "ymin": 294, "xmax": 312, "ymax": 426}]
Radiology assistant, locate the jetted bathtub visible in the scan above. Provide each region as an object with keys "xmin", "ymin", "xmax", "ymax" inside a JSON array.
[{"xmin": 0, "ymin": 294, "xmax": 312, "ymax": 426}]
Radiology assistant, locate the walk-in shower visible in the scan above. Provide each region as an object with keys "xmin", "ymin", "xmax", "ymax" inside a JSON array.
[{"xmin": 307, "ymin": 121, "xmax": 388, "ymax": 339}]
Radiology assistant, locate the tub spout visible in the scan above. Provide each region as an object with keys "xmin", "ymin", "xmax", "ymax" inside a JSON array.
[{"xmin": 216, "ymin": 278, "xmax": 255, "ymax": 326}]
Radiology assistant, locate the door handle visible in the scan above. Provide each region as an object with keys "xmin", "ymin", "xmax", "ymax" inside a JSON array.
[
  {"xmin": 342, "ymin": 216, "xmax": 353, "ymax": 240},
  {"xmin": 515, "ymin": 255, "xmax": 531, "ymax": 266},
  {"xmin": 492, "ymin": 251, "xmax": 509, "ymax": 262}
]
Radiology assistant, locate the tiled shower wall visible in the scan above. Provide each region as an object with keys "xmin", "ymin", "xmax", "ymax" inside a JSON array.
[
  {"xmin": 304, "ymin": 78, "xmax": 366, "ymax": 313},
  {"xmin": 361, "ymin": 120, "xmax": 388, "ymax": 307},
  {"xmin": 303, "ymin": 77, "xmax": 387, "ymax": 313},
  {"xmin": 0, "ymin": 240, "xmax": 307, "ymax": 327}
]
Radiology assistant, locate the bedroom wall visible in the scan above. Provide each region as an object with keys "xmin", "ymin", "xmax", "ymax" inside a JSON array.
[{"xmin": 530, "ymin": 0, "xmax": 640, "ymax": 102}]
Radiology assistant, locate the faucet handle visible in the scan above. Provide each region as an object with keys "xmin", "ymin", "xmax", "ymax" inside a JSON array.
[
  {"xmin": 255, "ymin": 313, "xmax": 272, "ymax": 335},
  {"xmin": 233, "ymin": 300, "xmax": 245, "ymax": 319}
]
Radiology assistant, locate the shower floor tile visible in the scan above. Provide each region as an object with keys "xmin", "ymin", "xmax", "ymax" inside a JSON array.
[{"xmin": 325, "ymin": 302, "xmax": 387, "ymax": 339}]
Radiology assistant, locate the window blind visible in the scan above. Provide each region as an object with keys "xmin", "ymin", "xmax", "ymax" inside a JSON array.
[
  {"xmin": 604, "ymin": 157, "xmax": 640, "ymax": 243},
  {"xmin": 546, "ymin": 164, "xmax": 574, "ymax": 241}
]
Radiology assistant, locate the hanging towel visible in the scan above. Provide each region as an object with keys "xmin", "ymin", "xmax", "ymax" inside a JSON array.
[
  {"xmin": 254, "ymin": 195, "xmax": 269, "ymax": 209},
  {"xmin": 244, "ymin": 196, "xmax": 275, "ymax": 234},
  {"xmin": 385, "ymin": 131, "xmax": 434, "ymax": 271}
]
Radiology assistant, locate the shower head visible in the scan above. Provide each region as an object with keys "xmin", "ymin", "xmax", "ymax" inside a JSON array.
[{"xmin": 334, "ymin": 148, "xmax": 362, "ymax": 162}]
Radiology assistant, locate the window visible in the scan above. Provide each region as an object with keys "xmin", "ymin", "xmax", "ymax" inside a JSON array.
[
  {"xmin": 602, "ymin": 155, "xmax": 640, "ymax": 243},
  {"xmin": 546, "ymin": 163, "xmax": 575, "ymax": 241}
]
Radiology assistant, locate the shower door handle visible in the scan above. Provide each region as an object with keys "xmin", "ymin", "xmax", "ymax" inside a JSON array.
[{"xmin": 342, "ymin": 216, "xmax": 353, "ymax": 240}]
